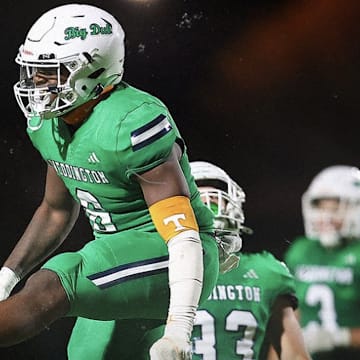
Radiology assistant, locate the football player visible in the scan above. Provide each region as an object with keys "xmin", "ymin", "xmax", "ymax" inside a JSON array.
[
  {"xmin": 189, "ymin": 161, "xmax": 310, "ymax": 360},
  {"xmin": 0, "ymin": 4, "xmax": 219, "ymax": 359},
  {"xmin": 285, "ymin": 165, "xmax": 360, "ymax": 359}
]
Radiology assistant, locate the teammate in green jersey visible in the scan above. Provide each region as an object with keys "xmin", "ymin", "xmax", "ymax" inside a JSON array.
[
  {"xmin": 285, "ymin": 165, "xmax": 360, "ymax": 359},
  {"xmin": 189, "ymin": 161, "xmax": 310, "ymax": 360},
  {"xmin": 0, "ymin": 4, "xmax": 219, "ymax": 359}
]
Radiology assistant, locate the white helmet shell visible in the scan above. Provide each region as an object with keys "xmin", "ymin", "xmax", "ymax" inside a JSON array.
[
  {"xmin": 13, "ymin": 4, "xmax": 125, "ymax": 119},
  {"xmin": 190, "ymin": 161, "xmax": 246, "ymax": 231},
  {"xmin": 302, "ymin": 165, "xmax": 360, "ymax": 247}
]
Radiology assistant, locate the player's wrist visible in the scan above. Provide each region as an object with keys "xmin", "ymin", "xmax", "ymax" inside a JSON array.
[
  {"xmin": 333, "ymin": 327, "xmax": 351, "ymax": 347},
  {"xmin": 164, "ymin": 321, "xmax": 191, "ymax": 342}
]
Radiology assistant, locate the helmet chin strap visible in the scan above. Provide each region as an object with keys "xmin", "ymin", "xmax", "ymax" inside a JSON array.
[{"xmin": 61, "ymin": 85, "xmax": 114, "ymax": 127}]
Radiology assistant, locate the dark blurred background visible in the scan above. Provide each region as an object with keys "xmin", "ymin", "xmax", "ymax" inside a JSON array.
[{"xmin": 1, "ymin": 0, "xmax": 359, "ymax": 358}]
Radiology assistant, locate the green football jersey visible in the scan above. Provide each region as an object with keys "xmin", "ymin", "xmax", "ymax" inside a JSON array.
[
  {"xmin": 26, "ymin": 82, "xmax": 214, "ymax": 235},
  {"xmin": 191, "ymin": 251, "xmax": 296, "ymax": 360},
  {"xmin": 285, "ymin": 237, "xmax": 360, "ymax": 329}
]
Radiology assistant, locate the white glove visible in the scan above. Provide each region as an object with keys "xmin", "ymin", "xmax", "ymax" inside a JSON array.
[
  {"xmin": 302, "ymin": 322, "xmax": 351, "ymax": 354},
  {"xmin": 218, "ymin": 233, "xmax": 242, "ymax": 254},
  {"xmin": 0, "ymin": 267, "xmax": 20, "ymax": 301},
  {"xmin": 149, "ymin": 335, "xmax": 192, "ymax": 360},
  {"xmin": 215, "ymin": 231, "xmax": 242, "ymax": 254}
]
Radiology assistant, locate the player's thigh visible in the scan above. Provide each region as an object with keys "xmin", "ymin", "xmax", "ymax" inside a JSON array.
[
  {"xmin": 43, "ymin": 230, "xmax": 218, "ymax": 320},
  {"xmin": 43, "ymin": 230, "xmax": 170, "ymax": 320}
]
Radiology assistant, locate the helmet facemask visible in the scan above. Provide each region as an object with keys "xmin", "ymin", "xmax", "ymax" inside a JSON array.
[
  {"xmin": 198, "ymin": 186, "xmax": 245, "ymax": 231},
  {"xmin": 303, "ymin": 197, "xmax": 344, "ymax": 247},
  {"xmin": 14, "ymin": 50, "xmax": 122, "ymax": 120},
  {"xmin": 15, "ymin": 58, "xmax": 73, "ymax": 119},
  {"xmin": 190, "ymin": 161, "xmax": 249, "ymax": 234}
]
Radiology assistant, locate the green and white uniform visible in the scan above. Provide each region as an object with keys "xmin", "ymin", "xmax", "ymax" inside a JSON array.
[
  {"xmin": 285, "ymin": 236, "xmax": 360, "ymax": 359},
  {"xmin": 26, "ymin": 82, "xmax": 219, "ymax": 338},
  {"xmin": 191, "ymin": 251, "xmax": 296, "ymax": 360}
]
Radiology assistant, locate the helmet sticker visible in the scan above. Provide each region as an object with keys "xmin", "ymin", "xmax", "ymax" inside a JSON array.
[{"xmin": 64, "ymin": 22, "xmax": 113, "ymax": 41}]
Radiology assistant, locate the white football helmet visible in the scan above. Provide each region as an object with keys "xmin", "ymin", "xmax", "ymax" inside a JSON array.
[
  {"xmin": 302, "ymin": 165, "xmax": 360, "ymax": 247},
  {"xmin": 13, "ymin": 4, "xmax": 125, "ymax": 119},
  {"xmin": 190, "ymin": 161, "xmax": 247, "ymax": 232}
]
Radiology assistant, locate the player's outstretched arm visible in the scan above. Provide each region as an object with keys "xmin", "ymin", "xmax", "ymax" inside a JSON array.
[
  {"xmin": 266, "ymin": 296, "xmax": 311, "ymax": 360},
  {"xmin": 0, "ymin": 165, "xmax": 79, "ymax": 299},
  {"xmin": 137, "ymin": 144, "xmax": 202, "ymax": 360}
]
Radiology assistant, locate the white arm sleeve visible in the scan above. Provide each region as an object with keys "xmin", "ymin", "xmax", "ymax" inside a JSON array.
[
  {"xmin": 164, "ymin": 229, "xmax": 203, "ymax": 340},
  {"xmin": 150, "ymin": 229, "xmax": 203, "ymax": 359}
]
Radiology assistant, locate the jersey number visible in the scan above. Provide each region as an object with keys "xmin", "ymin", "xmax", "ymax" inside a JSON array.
[
  {"xmin": 193, "ymin": 309, "xmax": 257, "ymax": 359},
  {"xmin": 76, "ymin": 189, "xmax": 117, "ymax": 232},
  {"xmin": 305, "ymin": 284, "xmax": 337, "ymax": 329}
]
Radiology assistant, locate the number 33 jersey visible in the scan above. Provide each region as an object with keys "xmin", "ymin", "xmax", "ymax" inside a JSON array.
[{"xmin": 191, "ymin": 251, "xmax": 297, "ymax": 360}]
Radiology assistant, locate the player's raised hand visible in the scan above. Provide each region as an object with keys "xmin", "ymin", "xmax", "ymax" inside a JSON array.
[{"xmin": 150, "ymin": 336, "xmax": 192, "ymax": 360}]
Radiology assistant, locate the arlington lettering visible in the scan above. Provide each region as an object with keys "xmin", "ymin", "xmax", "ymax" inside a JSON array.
[
  {"xmin": 48, "ymin": 160, "xmax": 109, "ymax": 184},
  {"xmin": 295, "ymin": 265, "xmax": 353, "ymax": 285},
  {"xmin": 208, "ymin": 284, "xmax": 261, "ymax": 302}
]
